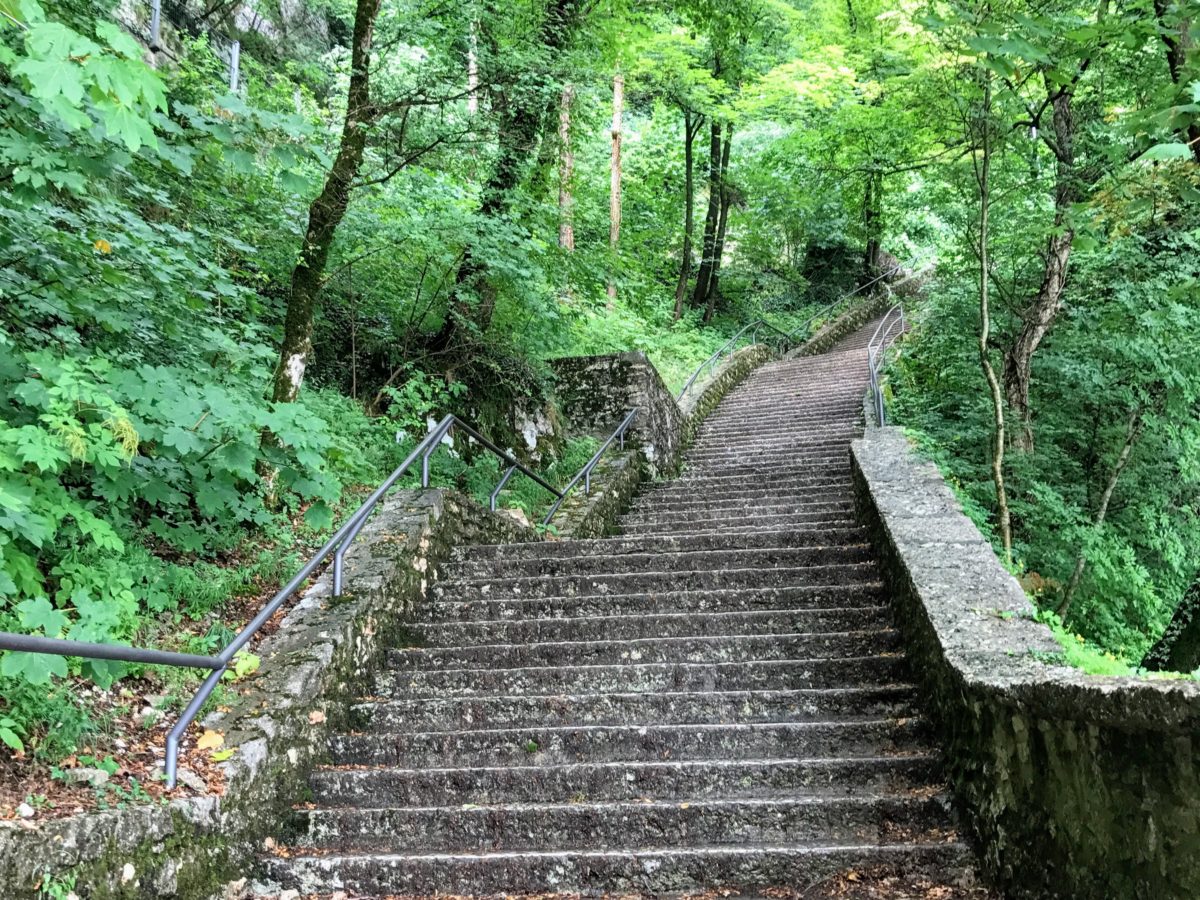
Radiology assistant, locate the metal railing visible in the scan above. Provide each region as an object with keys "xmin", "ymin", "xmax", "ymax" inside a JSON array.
[
  {"xmin": 676, "ymin": 258, "xmax": 921, "ymax": 403},
  {"xmin": 866, "ymin": 304, "xmax": 907, "ymax": 426},
  {"xmin": 677, "ymin": 320, "xmax": 793, "ymax": 401},
  {"xmin": 543, "ymin": 409, "xmax": 637, "ymax": 523},
  {"xmin": 0, "ymin": 410, "xmax": 638, "ymax": 788}
]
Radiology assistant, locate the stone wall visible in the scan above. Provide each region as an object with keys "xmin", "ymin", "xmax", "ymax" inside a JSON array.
[
  {"xmin": 678, "ymin": 345, "xmax": 772, "ymax": 447},
  {"xmin": 786, "ymin": 292, "xmax": 894, "ymax": 358},
  {"xmin": 550, "ymin": 352, "xmax": 684, "ymax": 477},
  {"xmin": 0, "ymin": 491, "xmax": 531, "ymax": 899},
  {"xmin": 546, "ymin": 450, "xmax": 642, "ymax": 540},
  {"xmin": 851, "ymin": 427, "xmax": 1200, "ymax": 900}
]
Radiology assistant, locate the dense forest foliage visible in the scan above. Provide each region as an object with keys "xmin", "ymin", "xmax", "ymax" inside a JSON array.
[{"xmin": 0, "ymin": 0, "xmax": 1195, "ymax": 780}]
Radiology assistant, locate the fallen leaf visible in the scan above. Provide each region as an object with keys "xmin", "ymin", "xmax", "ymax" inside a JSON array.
[
  {"xmin": 210, "ymin": 749, "xmax": 235, "ymax": 762},
  {"xmin": 307, "ymin": 710, "xmax": 326, "ymax": 725},
  {"xmin": 196, "ymin": 730, "xmax": 224, "ymax": 751}
]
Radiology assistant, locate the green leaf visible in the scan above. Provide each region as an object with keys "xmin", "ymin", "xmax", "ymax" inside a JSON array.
[
  {"xmin": 16, "ymin": 596, "xmax": 68, "ymax": 636},
  {"xmin": 1, "ymin": 650, "xmax": 68, "ymax": 685},
  {"xmin": 303, "ymin": 500, "xmax": 334, "ymax": 531},
  {"xmin": 1142, "ymin": 143, "xmax": 1192, "ymax": 161}
]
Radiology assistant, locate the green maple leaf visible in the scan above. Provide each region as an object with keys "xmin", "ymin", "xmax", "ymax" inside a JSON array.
[
  {"xmin": 1, "ymin": 650, "xmax": 68, "ymax": 685},
  {"xmin": 16, "ymin": 596, "xmax": 68, "ymax": 636}
]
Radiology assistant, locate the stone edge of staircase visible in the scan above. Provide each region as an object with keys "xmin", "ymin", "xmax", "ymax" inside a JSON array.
[
  {"xmin": 0, "ymin": 489, "xmax": 534, "ymax": 899},
  {"xmin": 550, "ymin": 343, "xmax": 775, "ymax": 539},
  {"xmin": 852, "ymin": 426, "xmax": 1200, "ymax": 899}
]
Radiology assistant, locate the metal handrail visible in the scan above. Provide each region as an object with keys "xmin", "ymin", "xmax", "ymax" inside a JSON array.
[
  {"xmin": 0, "ymin": 411, "xmax": 608, "ymax": 789},
  {"xmin": 677, "ymin": 321, "xmax": 793, "ymax": 401},
  {"xmin": 542, "ymin": 409, "xmax": 638, "ymax": 525},
  {"xmin": 866, "ymin": 304, "xmax": 907, "ymax": 426},
  {"xmin": 676, "ymin": 257, "xmax": 921, "ymax": 403}
]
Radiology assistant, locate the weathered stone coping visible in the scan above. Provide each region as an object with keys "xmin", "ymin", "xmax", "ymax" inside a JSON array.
[
  {"xmin": 786, "ymin": 291, "xmax": 895, "ymax": 359},
  {"xmin": 852, "ymin": 427, "xmax": 1200, "ymax": 900},
  {"xmin": 677, "ymin": 345, "xmax": 772, "ymax": 446},
  {"xmin": 0, "ymin": 490, "xmax": 531, "ymax": 898}
]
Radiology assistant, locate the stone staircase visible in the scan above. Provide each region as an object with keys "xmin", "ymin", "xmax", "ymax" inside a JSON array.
[{"xmin": 262, "ymin": 340, "xmax": 974, "ymax": 896}]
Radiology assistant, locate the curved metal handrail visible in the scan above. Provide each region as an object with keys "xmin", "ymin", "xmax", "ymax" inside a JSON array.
[
  {"xmin": 677, "ymin": 256, "xmax": 923, "ymax": 403},
  {"xmin": 0, "ymin": 407, "xmax": 648, "ymax": 788},
  {"xmin": 866, "ymin": 304, "xmax": 907, "ymax": 427},
  {"xmin": 676, "ymin": 320, "xmax": 792, "ymax": 401},
  {"xmin": 542, "ymin": 409, "xmax": 638, "ymax": 525}
]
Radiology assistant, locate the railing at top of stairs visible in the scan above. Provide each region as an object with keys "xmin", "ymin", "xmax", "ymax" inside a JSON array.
[
  {"xmin": 0, "ymin": 410, "xmax": 636, "ymax": 787},
  {"xmin": 676, "ymin": 258, "xmax": 917, "ymax": 403},
  {"xmin": 866, "ymin": 304, "xmax": 907, "ymax": 426}
]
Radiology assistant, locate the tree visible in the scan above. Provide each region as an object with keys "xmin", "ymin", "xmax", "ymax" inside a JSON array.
[
  {"xmin": 607, "ymin": 71, "xmax": 624, "ymax": 305},
  {"xmin": 270, "ymin": 0, "xmax": 383, "ymax": 404}
]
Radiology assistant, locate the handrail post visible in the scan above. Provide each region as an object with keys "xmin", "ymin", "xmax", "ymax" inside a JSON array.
[{"xmin": 490, "ymin": 465, "xmax": 516, "ymax": 511}]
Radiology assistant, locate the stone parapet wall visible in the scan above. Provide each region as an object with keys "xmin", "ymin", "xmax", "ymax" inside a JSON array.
[
  {"xmin": 851, "ymin": 427, "xmax": 1200, "ymax": 900},
  {"xmin": 550, "ymin": 352, "xmax": 684, "ymax": 477},
  {"xmin": 786, "ymin": 292, "xmax": 894, "ymax": 358},
  {"xmin": 0, "ymin": 491, "xmax": 531, "ymax": 898}
]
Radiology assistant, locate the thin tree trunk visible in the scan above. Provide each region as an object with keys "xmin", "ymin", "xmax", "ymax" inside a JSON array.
[
  {"xmin": 269, "ymin": 0, "xmax": 382, "ymax": 404},
  {"xmin": 863, "ymin": 169, "xmax": 883, "ymax": 277},
  {"xmin": 558, "ymin": 83, "xmax": 575, "ymax": 251},
  {"xmin": 975, "ymin": 73, "xmax": 1013, "ymax": 564},
  {"xmin": 432, "ymin": 0, "xmax": 580, "ymax": 351},
  {"xmin": 673, "ymin": 111, "xmax": 700, "ymax": 320},
  {"xmin": 1058, "ymin": 404, "xmax": 1143, "ymax": 620},
  {"xmin": 1153, "ymin": 0, "xmax": 1200, "ymax": 163},
  {"xmin": 703, "ymin": 122, "xmax": 734, "ymax": 324},
  {"xmin": 607, "ymin": 72, "xmax": 624, "ymax": 306},
  {"xmin": 1002, "ymin": 83, "xmax": 1077, "ymax": 452},
  {"xmin": 467, "ymin": 19, "xmax": 479, "ymax": 116},
  {"xmin": 348, "ymin": 261, "xmax": 357, "ymax": 398},
  {"xmin": 690, "ymin": 120, "xmax": 723, "ymax": 311}
]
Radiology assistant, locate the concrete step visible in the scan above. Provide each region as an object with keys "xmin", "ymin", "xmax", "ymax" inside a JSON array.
[
  {"xmin": 291, "ymin": 794, "xmax": 954, "ymax": 853},
  {"xmin": 310, "ymin": 753, "xmax": 941, "ymax": 807},
  {"xmin": 619, "ymin": 513, "xmax": 860, "ymax": 537},
  {"xmin": 409, "ymin": 605, "xmax": 891, "ymax": 645},
  {"xmin": 453, "ymin": 527, "xmax": 868, "ymax": 563},
  {"xmin": 329, "ymin": 717, "xmax": 930, "ymax": 768},
  {"xmin": 673, "ymin": 461, "xmax": 851, "ymax": 483},
  {"xmin": 429, "ymin": 561, "xmax": 880, "ymax": 603},
  {"xmin": 263, "ymin": 841, "xmax": 972, "ymax": 896},
  {"xmin": 350, "ymin": 685, "xmax": 918, "ymax": 733},
  {"xmin": 387, "ymin": 630, "xmax": 901, "ymax": 670},
  {"xmin": 622, "ymin": 496, "xmax": 855, "ymax": 521},
  {"xmin": 634, "ymin": 479, "xmax": 854, "ymax": 505},
  {"xmin": 373, "ymin": 654, "xmax": 907, "ymax": 698},
  {"xmin": 424, "ymin": 583, "xmax": 886, "ymax": 622},
  {"xmin": 438, "ymin": 544, "xmax": 872, "ymax": 581}
]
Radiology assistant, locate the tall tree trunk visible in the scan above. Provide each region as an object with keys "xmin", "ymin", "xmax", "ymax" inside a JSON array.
[
  {"xmin": 1058, "ymin": 404, "xmax": 1143, "ymax": 621},
  {"xmin": 1002, "ymin": 83, "xmax": 1078, "ymax": 452},
  {"xmin": 1153, "ymin": 0, "xmax": 1200, "ymax": 163},
  {"xmin": 690, "ymin": 120, "xmax": 724, "ymax": 311},
  {"xmin": 863, "ymin": 168, "xmax": 883, "ymax": 277},
  {"xmin": 433, "ymin": 0, "xmax": 580, "ymax": 351},
  {"xmin": 467, "ymin": 19, "xmax": 479, "ymax": 116},
  {"xmin": 269, "ymin": 0, "xmax": 382, "ymax": 404},
  {"xmin": 558, "ymin": 83, "xmax": 575, "ymax": 251},
  {"xmin": 976, "ymin": 73, "xmax": 1013, "ymax": 564},
  {"xmin": 607, "ymin": 72, "xmax": 624, "ymax": 307},
  {"xmin": 703, "ymin": 122, "xmax": 734, "ymax": 324},
  {"xmin": 673, "ymin": 111, "xmax": 701, "ymax": 320}
]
